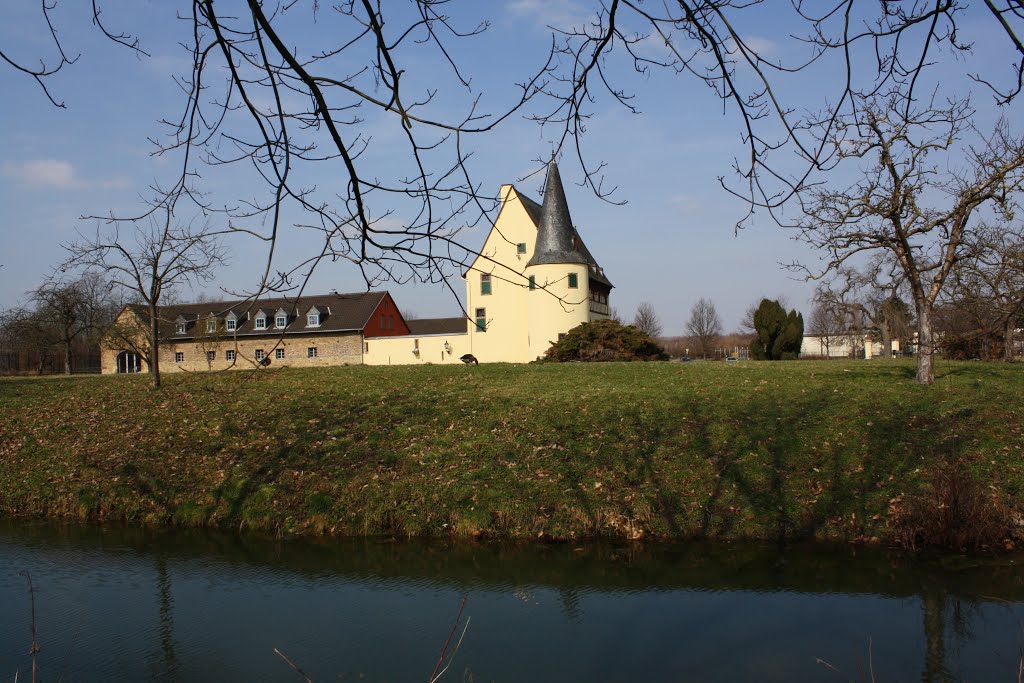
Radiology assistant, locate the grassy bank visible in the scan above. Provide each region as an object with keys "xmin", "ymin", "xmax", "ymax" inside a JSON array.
[{"xmin": 1, "ymin": 360, "xmax": 1022, "ymax": 549}]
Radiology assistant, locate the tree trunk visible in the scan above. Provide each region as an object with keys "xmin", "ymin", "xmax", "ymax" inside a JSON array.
[
  {"xmin": 879, "ymin": 324, "xmax": 892, "ymax": 358},
  {"xmin": 63, "ymin": 341, "xmax": 72, "ymax": 375},
  {"xmin": 1006, "ymin": 318, "xmax": 1018, "ymax": 362},
  {"xmin": 149, "ymin": 303, "xmax": 162, "ymax": 389},
  {"xmin": 915, "ymin": 300, "xmax": 935, "ymax": 385}
]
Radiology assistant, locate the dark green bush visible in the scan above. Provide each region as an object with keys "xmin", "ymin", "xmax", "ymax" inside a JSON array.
[
  {"xmin": 542, "ymin": 320, "xmax": 668, "ymax": 362},
  {"xmin": 750, "ymin": 299, "xmax": 803, "ymax": 360}
]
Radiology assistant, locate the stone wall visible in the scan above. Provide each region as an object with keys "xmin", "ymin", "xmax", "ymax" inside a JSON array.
[{"xmin": 160, "ymin": 332, "xmax": 363, "ymax": 372}]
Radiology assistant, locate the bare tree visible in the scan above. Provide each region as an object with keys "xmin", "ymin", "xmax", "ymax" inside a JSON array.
[
  {"xmin": 0, "ymin": 306, "xmax": 57, "ymax": 375},
  {"xmin": 814, "ymin": 260, "xmax": 914, "ymax": 359},
  {"xmin": 686, "ymin": 297, "xmax": 722, "ymax": 359},
  {"xmin": 2, "ymin": 1, "xmax": 560, "ymax": 308},
  {"xmin": 5, "ymin": 2, "xmax": 1024, "ymax": 304},
  {"xmin": 632, "ymin": 301, "xmax": 663, "ymax": 339},
  {"xmin": 806, "ymin": 300, "xmax": 845, "ymax": 358},
  {"xmin": 63, "ymin": 190, "xmax": 227, "ymax": 388},
  {"xmin": 30, "ymin": 272, "xmax": 119, "ymax": 374},
  {"xmin": 0, "ymin": 272, "xmax": 118, "ymax": 374},
  {"xmin": 788, "ymin": 93, "xmax": 1024, "ymax": 384},
  {"xmin": 738, "ymin": 303, "xmax": 757, "ymax": 336},
  {"xmin": 192, "ymin": 313, "xmax": 228, "ymax": 371},
  {"xmin": 535, "ymin": 1, "xmax": 1024, "ymax": 227},
  {"xmin": 947, "ymin": 222, "xmax": 1024, "ymax": 360}
]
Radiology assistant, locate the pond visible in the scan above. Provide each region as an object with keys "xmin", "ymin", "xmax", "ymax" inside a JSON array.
[{"xmin": 1, "ymin": 521, "xmax": 1023, "ymax": 682}]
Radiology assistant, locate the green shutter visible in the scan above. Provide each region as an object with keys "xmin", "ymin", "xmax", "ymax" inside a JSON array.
[
  {"xmin": 528, "ymin": 275, "xmax": 536, "ymax": 290},
  {"xmin": 568, "ymin": 273, "xmax": 578, "ymax": 288}
]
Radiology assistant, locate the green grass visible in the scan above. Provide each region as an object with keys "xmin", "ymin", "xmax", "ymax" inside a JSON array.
[{"xmin": 1, "ymin": 360, "xmax": 1022, "ymax": 548}]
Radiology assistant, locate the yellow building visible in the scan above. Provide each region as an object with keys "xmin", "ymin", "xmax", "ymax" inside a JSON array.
[
  {"xmin": 101, "ymin": 159, "xmax": 612, "ymax": 372},
  {"xmin": 365, "ymin": 157, "xmax": 612, "ymax": 364}
]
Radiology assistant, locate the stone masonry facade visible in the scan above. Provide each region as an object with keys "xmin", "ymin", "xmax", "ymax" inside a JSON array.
[{"xmin": 160, "ymin": 332, "xmax": 363, "ymax": 372}]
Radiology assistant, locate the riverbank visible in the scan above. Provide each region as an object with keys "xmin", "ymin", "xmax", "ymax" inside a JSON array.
[{"xmin": 1, "ymin": 360, "xmax": 1021, "ymax": 549}]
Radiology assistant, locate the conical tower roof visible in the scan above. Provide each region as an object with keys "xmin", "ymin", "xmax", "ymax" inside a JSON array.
[{"xmin": 526, "ymin": 158, "xmax": 588, "ymax": 267}]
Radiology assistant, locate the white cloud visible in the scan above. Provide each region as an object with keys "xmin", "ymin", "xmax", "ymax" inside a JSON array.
[
  {"xmin": 507, "ymin": 0, "xmax": 589, "ymax": 31},
  {"xmin": 669, "ymin": 193, "xmax": 702, "ymax": 210},
  {"xmin": 2, "ymin": 159, "xmax": 129, "ymax": 190},
  {"xmin": 737, "ymin": 36, "xmax": 776, "ymax": 57}
]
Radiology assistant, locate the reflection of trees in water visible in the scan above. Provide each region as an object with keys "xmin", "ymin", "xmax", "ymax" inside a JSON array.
[
  {"xmin": 921, "ymin": 588, "xmax": 987, "ymax": 683},
  {"xmin": 922, "ymin": 589, "xmax": 951, "ymax": 683},
  {"xmin": 559, "ymin": 588, "xmax": 581, "ymax": 622},
  {"xmin": 149, "ymin": 555, "xmax": 179, "ymax": 679}
]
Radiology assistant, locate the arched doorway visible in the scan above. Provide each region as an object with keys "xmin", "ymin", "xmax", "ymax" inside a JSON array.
[{"xmin": 116, "ymin": 351, "xmax": 142, "ymax": 374}]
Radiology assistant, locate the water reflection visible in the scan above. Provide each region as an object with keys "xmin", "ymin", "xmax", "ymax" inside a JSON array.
[{"xmin": 1, "ymin": 521, "xmax": 1022, "ymax": 682}]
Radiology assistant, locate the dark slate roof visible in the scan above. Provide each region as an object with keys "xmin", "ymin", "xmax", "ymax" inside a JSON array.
[
  {"xmin": 526, "ymin": 159, "xmax": 589, "ymax": 267},
  {"xmin": 127, "ymin": 291, "xmax": 389, "ymax": 341},
  {"xmin": 517, "ymin": 163, "xmax": 612, "ymax": 288},
  {"xmin": 406, "ymin": 317, "xmax": 467, "ymax": 336}
]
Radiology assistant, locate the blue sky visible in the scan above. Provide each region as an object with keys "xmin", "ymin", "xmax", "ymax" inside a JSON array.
[{"xmin": 1, "ymin": 1, "xmax": 1018, "ymax": 333}]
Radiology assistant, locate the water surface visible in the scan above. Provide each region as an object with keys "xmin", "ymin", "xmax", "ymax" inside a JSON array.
[{"xmin": 1, "ymin": 521, "xmax": 1022, "ymax": 682}]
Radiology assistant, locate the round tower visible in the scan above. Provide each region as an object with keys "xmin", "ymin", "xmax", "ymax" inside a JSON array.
[{"xmin": 526, "ymin": 159, "xmax": 592, "ymax": 359}]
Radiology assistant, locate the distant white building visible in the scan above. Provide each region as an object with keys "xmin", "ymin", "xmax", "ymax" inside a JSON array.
[{"xmin": 801, "ymin": 333, "xmax": 905, "ymax": 359}]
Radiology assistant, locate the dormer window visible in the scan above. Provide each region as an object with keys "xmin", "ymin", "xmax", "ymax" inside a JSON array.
[
  {"xmin": 275, "ymin": 309, "xmax": 288, "ymax": 329},
  {"xmin": 225, "ymin": 312, "xmax": 239, "ymax": 332},
  {"xmin": 175, "ymin": 322, "xmax": 187, "ymax": 335},
  {"xmin": 206, "ymin": 318, "xmax": 218, "ymax": 334},
  {"xmin": 306, "ymin": 307, "xmax": 321, "ymax": 328},
  {"xmin": 254, "ymin": 314, "xmax": 267, "ymax": 330}
]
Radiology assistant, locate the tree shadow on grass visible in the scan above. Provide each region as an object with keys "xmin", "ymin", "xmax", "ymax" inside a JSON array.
[{"xmin": 592, "ymin": 389, "xmax": 973, "ymax": 544}]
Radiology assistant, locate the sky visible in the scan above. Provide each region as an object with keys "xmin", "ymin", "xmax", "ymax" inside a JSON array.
[{"xmin": 1, "ymin": 1, "xmax": 1019, "ymax": 334}]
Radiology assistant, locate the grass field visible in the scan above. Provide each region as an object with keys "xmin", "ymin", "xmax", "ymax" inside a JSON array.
[{"xmin": 1, "ymin": 359, "xmax": 1021, "ymax": 549}]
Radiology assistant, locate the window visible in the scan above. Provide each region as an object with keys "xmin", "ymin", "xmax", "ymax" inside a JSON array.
[
  {"xmin": 480, "ymin": 273, "xmax": 492, "ymax": 295},
  {"xmin": 528, "ymin": 275, "xmax": 536, "ymax": 290},
  {"xmin": 307, "ymin": 313, "xmax": 320, "ymax": 327},
  {"xmin": 226, "ymin": 349, "xmax": 236, "ymax": 361},
  {"xmin": 364, "ymin": 342, "xmax": 369, "ymax": 353},
  {"xmin": 255, "ymin": 349, "xmax": 264, "ymax": 360},
  {"xmin": 175, "ymin": 352, "xmax": 184, "ymax": 363},
  {"xmin": 226, "ymin": 319, "xmax": 236, "ymax": 332},
  {"xmin": 207, "ymin": 351, "xmax": 216, "ymax": 362},
  {"xmin": 207, "ymin": 319, "xmax": 217, "ymax": 333},
  {"xmin": 567, "ymin": 273, "xmax": 579, "ymax": 289},
  {"xmin": 308, "ymin": 347, "xmax": 317, "ymax": 358},
  {"xmin": 517, "ymin": 242, "xmax": 527, "ymax": 254},
  {"xmin": 175, "ymin": 322, "xmax": 186, "ymax": 335},
  {"xmin": 255, "ymin": 316, "xmax": 267, "ymax": 330},
  {"xmin": 276, "ymin": 348, "xmax": 285, "ymax": 359},
  {"xmin": 475, "ymin": 308, "xmax": 487, "ymax": 332},
  {"xmin": 275, "ymin": 315, "xmax": 287, "ymax": 328}
]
